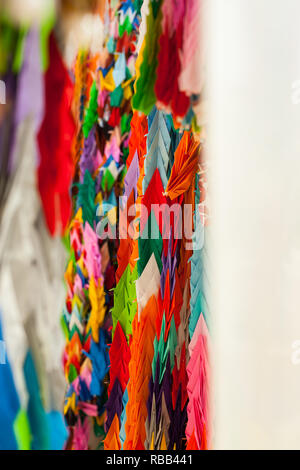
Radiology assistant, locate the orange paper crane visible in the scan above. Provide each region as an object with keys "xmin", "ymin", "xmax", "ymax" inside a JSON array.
[
  {"xmin": 164, "ymin": 131, "xmax": 201, "ymax": 201},
  {"xmin": 124, "ymin": 295, "xmax": 158, "ymax": 450}
]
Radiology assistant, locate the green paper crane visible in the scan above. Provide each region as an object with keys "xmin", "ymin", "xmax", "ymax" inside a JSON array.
[
  {"xmin": 76, "ymin": 170, "xmax": 96, "ymax": 228},
  {"xmin": 83, "ymin": 81, "xmax": 99, "ymax": 138}
]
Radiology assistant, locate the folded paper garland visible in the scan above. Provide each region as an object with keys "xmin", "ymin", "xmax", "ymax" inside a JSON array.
[
  {"xmin": 60, "ymin": 0, "xmax": 209, "ymax": 451},
  {"xmin": 63, "ymin": 1, "xmax": 143, "ymax": 450}
]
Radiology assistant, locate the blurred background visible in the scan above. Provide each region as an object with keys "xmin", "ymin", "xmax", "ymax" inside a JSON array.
[
  {"xmin": 207, "ymin": 0, "xmax": 300, "ymax": 449},
  {"xmin": 0, "ymin": 0, "xmax": 108, "ymax": 451}
]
